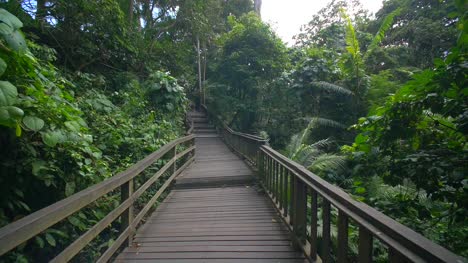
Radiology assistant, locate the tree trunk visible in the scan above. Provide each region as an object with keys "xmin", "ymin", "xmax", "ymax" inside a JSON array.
[
  {"xmin": 36, "ymin": 0, "xmax": 46, "ymax": 24},
  {"xmin": 254, "ymin": 0, "xmax": 262, "ymax": 17},
  {"xmin": 128, "ymin": 0, "xmax": 134, "ymax": 24}
]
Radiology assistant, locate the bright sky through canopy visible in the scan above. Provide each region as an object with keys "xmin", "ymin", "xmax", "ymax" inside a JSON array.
[{"xmin": 261, "ymin": 0, "xmax": 383, "ymax": 45}]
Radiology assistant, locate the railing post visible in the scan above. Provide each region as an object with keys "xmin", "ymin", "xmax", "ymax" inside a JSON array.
[
  {"xmin": 173, "ymin": 145, "xmax": 177, "ymax": 175},
  {"xmin": 292, "ymin": 176, "xmax": 307, "ymax": 249},
  {"xmin": 258, "ymin": 149, "xmax": 264, "ymax": 179},
  {"xmin": 322, "ymin": 199, "xmax": 331, "ymax": 263},
  {"xmin": 359, "ymin": 227, "xmax": 373, "ymax": 263},
  {"xmin": 337, "ymin": 210, "xmax": 349, "ymax": 263},
  {"xmin": 120, "ymin": 180, "xmax": 134, "ymax": 246},
  {"xmin": 309, "ymin": 189, "xmax": 318, "ymax": 261}
]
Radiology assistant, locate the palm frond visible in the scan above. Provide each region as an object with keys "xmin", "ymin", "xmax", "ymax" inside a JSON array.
[
  {"xmin": 293, "ymin": 144, "xmax": 322, "ymax": 167},
  {"xmin": 285, "ymin": 134, "xmax": 302, "ymax": 158},
  {"xmin": 307, "ymin": 117, "xmax": 347, "ymax": 130},
  {"xmin": 367, "ymin": 8, "xmax": 401, "ymax": 55},
  {"xmin": 311, "ymin": 81, "xmax": 354, "ymax": 96},
  {"xmin": 340, "ymin": 8, "xmax": 360, "ymax": 60},
  {"xmin": 308, "ymin": 154, "xmax": 347, "ymax": 173},
  {"xmin": 309, "ymin": 138, "xmax": 334, "ymax": 150}
]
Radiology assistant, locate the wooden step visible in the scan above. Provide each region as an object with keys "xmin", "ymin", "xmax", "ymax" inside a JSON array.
[{"xmin": 194, "ymin": 128, "xmax": 217, "ymax": 133}]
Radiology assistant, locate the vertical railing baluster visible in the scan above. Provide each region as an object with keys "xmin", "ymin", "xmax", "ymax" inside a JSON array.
[
  {"xmin": 266, "ymin": 156, "xmax": 270, "ymax": 191},
  {"xmin": 359, "ymin": 227, "xmax": 373, "ymax": 263},
  {"xmin": 268, "ymin": 157, "xmax": 272, "ymax": 193},
  {"xmin": 120, "ymin": 179, "xmax": 134, "ymax": 246},
  {"xmin": 290, "ymin": 172, "xmax": 295, "ymax": 226},
  {"xmin": 279, "ymin": 165, "xmax": 283, "ymax": 210},
  {"xmin": 293, "ymin": 176, "xmax": 307, "ymax": 248},
  {"xmin": 337, "ymin": 210, "xmax": 349, "ymax": 263},
  {"xmin": 173, "ymin": 145, "xmax": 177, "ymax": 175},
  {"xmin": 259, "ymin": 150, "xmax": 264, "ymax": 180},
  {"xmin": 275, "ymin": 161, "xmax": 279, "ymax": 202},
  {"xmin": 322, "ymin": 199, "xmax": 331, "ymax": 263},
  {"xmin": 283, "ymin": 168, "xmax": 288, "ymax": 216},
  {"xmin": 309, "ymin": 189, "xmax": 318, "ymax": 261},
  {"xmin": 272, "ymin": 160, "xmax": 277, "ymax": 199}
]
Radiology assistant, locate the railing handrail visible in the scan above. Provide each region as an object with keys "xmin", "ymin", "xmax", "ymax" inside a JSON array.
[
  {"xmin": 200, "ymin": 104, "xmax": 464, "ymax": 262},
  {"xmin": 0, "ymin": 134, "xmax": 196, "ymax": 261},
  {"xmin": 200, "ymin": 104, "xmax": 268, "ymax": 143},
  {"xmin": 260, "ymin": 145, "xmax": 465, "ymax": 263}
]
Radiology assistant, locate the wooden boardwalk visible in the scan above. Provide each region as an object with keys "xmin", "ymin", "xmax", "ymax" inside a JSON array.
[{"xmin": 115, "ymin": 112, "xmax": 305, "ymax": 262}]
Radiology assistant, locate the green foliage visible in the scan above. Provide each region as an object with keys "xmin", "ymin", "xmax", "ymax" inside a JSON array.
[
  {"xmin": 284, "ymin": 121, "xmax": 347, "ymax": 176},
  {"xmin": 208, "ymin": 12, "xmax": 289, "ymax": 131},
  {"xmin": 0, "ymin": 9, "xmax": 188, "ymax": 261},
  {"xmin": 366, "ymin": 8, "xmax": 400, "ymax": 56},
  {"xmin": 343, "ymin": 5, "xmax": 467, "ymax": 255},
  {"xmin": 0, "ymin": 8, "xmax": 26, "ymax": 51},
  {"xmin": 144, "ymin": 71, "xmax": 187, "ymax": 114}
]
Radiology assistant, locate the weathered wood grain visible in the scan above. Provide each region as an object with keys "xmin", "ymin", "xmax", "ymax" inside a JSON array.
[{"xmin": 117, "ymin": 113, "xmax": 302, "ymax": 262}]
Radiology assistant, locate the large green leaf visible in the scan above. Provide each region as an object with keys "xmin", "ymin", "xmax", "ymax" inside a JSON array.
[
  {"xmin": 0, "ymin": 21, "xmax": 13, "ymax": 35},
  {"xmin": 0, "ymin": 106, "xmax": 23, "ymax": 127},
  {"xmin": 0, "ymin": 9, "xmax": 23, "ymax": 30},
  {"xmin": 3, "ymin": 30, "xmax": 27, "ymax": 51},
  {"xmin": 23, "ymin": 116, "xmax": 45, "ymax": 131},
  {"xmin": 0, "ymin": 106, "xmax": 23, "ymax": 120},
  {"xmin": 32, "ymin": 160, "xmax": 47, "ymax": 176},
  {"xmin": 64, "ymin": 120, "xmax": 81, "ymax": 132},
  {"xmin": 0, "ymin": 81, "xmax": 18, "ymax": 106},
  {"xmin": 42, "ymin": 130, "xmax": 66, "ymax": 147}
]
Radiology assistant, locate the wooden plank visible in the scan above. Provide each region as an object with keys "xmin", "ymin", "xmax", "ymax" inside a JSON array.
[
  {"xmin": 135, "ymin": 230, "xmax": 290, "ymax": 237},
  {"xmin": 134, "ymin": 235, "xmax": 291, "ymax": 242},
  {"xmin": 115, "ymin": 259, "xmax": 307, "ymax": 263},
  {"xmin": 117, "ymin": 251, "xmax": 304, "ymax": 259},
  {"xmin": 141, "ymin": 222, "xmax": 283, "ymax": 228},
  {"xmin": 154, "ymin": 208, "xmax": 278, "ymax": 216},
  {"xmin": 135, "ymin": 240, "xmax": 292, "ymax": 247},
  {"xmin": 147, "ymin": 213, "xmax": 280, "ymax": 220},
  {"xmin": 131, "ymin": 157, "xmax": 194, "ymax": 230},
  {"xmin": 146, "ymin": 223, "xmax": 285, "ymax": 230},
  {"xmin": 124, "ymin": 245, "xmax": 295, "ymax": 253}
]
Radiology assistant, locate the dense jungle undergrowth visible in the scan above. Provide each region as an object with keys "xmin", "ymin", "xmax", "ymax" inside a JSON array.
[{"xmin": 0, "ymin": 0, "xmax": 466, "ymax": 261}]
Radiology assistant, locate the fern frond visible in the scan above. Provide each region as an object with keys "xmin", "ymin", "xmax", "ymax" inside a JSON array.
[
  {"xmin": 308, "ymin": 154, "xmax": 347, "ymax": 173},
  {"xmin": 311, "ymin": 81, "xmax": 354, "ymax": 96},
  {"xmin": 285, "ymin": 134, "xmax": 301, "ymax": 158},
  {"xmin": 293, "ymin": 144, "xmax": 322, "ymax": 167},
  {"xmin": 310, "ymin": 138, "xmax": 334, "ymax": 150}
]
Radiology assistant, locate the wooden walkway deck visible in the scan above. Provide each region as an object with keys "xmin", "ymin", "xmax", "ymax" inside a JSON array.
[{"xmin": 115, "ymin": 112, "xmax": 305, "ymax": 262}]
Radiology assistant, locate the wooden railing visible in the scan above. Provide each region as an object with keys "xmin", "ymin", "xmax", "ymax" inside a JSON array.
[
  {"xmin": 202, "ymin": 105, "xmax": 465, "ymax": 263},
  {"xmin": 201, "ymin": 104, "xmax": 268, "ymax": 166},
  {"xmin": 0, "ymin": 134, "xmax": 195, "ymax": 262}
]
